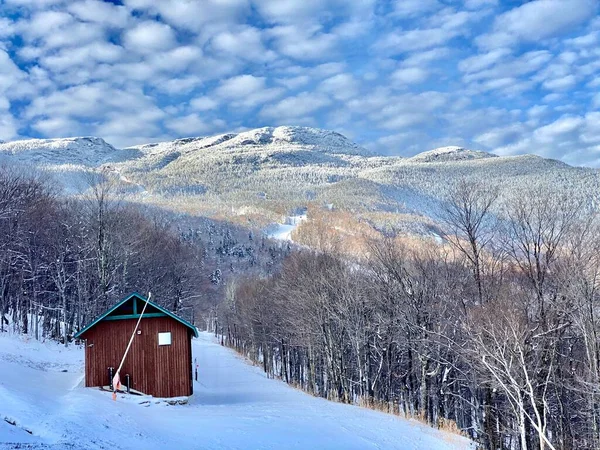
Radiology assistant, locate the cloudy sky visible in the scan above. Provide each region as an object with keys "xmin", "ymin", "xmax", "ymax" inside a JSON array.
[{"xmin": 0, "ymin": 0, "xmax": 599, "ymax": 166}]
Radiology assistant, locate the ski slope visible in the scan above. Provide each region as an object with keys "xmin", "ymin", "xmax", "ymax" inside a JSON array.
[
  {"xmin": 265, "ymin": 214, "xmax": 307, "ymax": 241},
  {"xmin": 0, "ymin": 332, "xmax": 472, "ymax": 450}
]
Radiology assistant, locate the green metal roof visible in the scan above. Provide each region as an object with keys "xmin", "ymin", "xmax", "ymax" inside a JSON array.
[{"xmin": 74, "ymin": 292, "xmax": 199, "ymax": 338}]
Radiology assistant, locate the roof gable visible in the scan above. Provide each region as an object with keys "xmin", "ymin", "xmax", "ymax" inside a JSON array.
[{"xmin": 74, "ymin": 292, "xmax": 199, "ymax": 338}]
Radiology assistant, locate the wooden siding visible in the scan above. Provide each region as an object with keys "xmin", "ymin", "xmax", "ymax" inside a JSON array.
[{"xmin": 82, "ymin": 316, "xmax": 193, "ymax": 397}]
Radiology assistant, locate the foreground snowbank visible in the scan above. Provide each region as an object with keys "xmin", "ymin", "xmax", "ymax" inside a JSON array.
[{"xmin": 0, "ymin": 332, "xmax": 472, "ymax": 449}]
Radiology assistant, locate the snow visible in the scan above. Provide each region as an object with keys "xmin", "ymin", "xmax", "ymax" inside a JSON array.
[
  {"xmin": 266, "ymin": 214, "xmax": 307, "ymax": 241},
  {"xmin": 0, "ymin": 331, "xmax": 471, "ymax": 450},
  {"xmin": 0, "ymin": 137, "xmax": 142, "ymax": 194},
  {"xmin": 123, "ymin": 126, "xmax": 370, "ymax": 159},
  {"xmin": 0, "ymin": 137, "xmax": 135, "ymax": 166},
  {"xmin": 409, "ymin": 146, "xmax": 496, "ymax": 162}
]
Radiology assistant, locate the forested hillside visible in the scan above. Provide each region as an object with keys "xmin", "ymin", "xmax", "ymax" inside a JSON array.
[
  {"xmin": 219, "ymin": 180, "xmax": 600, "ymax": 450},
  {"xmin": 0, "ymin": 167, "xmax": 288, "ymax": 343}
]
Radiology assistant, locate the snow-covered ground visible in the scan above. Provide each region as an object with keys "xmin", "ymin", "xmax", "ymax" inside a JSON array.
[
  {"xmin": 266, "ymin": 214, "xmax": 307, "ymax": 241},
  {"xmin": 0, "ymin": 332, "xmax": 472, "ymax": 450}
]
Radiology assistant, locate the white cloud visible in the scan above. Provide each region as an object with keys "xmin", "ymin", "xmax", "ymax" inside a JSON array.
[
  {"xmin": 123, "ymin": 21, "xmax": 177, "ymax": 53},
  {"xmin": 215, "ymin": 74, "xmax": 284, "ymax": 108},
  {"xmin": 20, "ymin": 11, "xmax": 73, "ymax": 40},
  {"xmin": 474, "ymin": 123, "xmax": 526, "ymax": 148},
  {"xmin": 0, "ymin": 49, "xmax": 28, "ymax": 92},
  {"xmin": 33, "ymin": 116, "xmax": 80, "ymax": 136},
  {"xmin": 24, "ymin": 82, "xmax": 166, "ymax": 144},
  {"xmin": 165, "ymin": 114, "xmax": 215, "ymax": 136},
  {"xmin": 459, "ymin": 48, "xmax": 511, "ymax": 73},
  {"xmin": 42, "ymin": 22, "xmax": 106, "ymax": 50},
  {"xmin": 267, "ymin": 25, "xmax": 338, "ymax": 60},
  {"xmin": 215, "ymin": 74, "xmax": 264, "ymax": 98},
  {"xmin": 462, "ymin": 50, "xmax": 553, "ymax": 93},
  {"xmin": 275, "ymin": 75, "xmax": 311, "ymax": 90},
  {"xmin": 372, "ymin": 131, "xmax": 424, "ymax": 155},
  {"xmin": 527, "ymin": 105, "xmax": 549, "ymax": 120},
  {"xmin": 0, "ymin": 114, "xmax": 19, "ymax": 140},
  {"xmin": 96, "ymin": 108, "xmax": 165, "ymax": 139},
  {"xmin": 68, "ymin": 0, "xmax": 130, "ymax": 28},
  {"xmin": 375, "ymin": 28, "xmax": 454, "ymax": 54},
  {"xmin": 391, "ymin": 67, "xmax": 428, "ymax": 85},
  {"xmin": 392, "ymin": 0, "xmax": 441, "ymax": 18},
  {"xmin": 4, "ymin": 0, "xmax": 65, "ymax": 6},
  {"xmin": 0, "ymin": 18, "xmax": 16, "ymax": 39},
  {"xmin": 464, "ymin": 0, "xmax": 498, "ymax": 9},
  {"xmin": 490, "ymin": 113, "xmax": 600, "ymax": 166},
  {"xmin": 542, "ymin": 75, "xmax": 577, "ymax": 91},
  {"xmin": 256, "ymin": 0, "xmax": 323, "ymax": 23},
  {"xmin": 124, "ymin": 0, "xmax": 248, "ymax": 33},
  {"xmin": 381, "ymin": 112, "xmax": 430, "ymax": 130},
  {"xmin": 349, "ymin": 90, "xmax": 448, "ymax": 132},
  {"xmin": 40, "ymin": 42, "xmax": 124, "ymax": 72},
  {"xmin": 478, "ymin": 0, "xmax": 598, "ymax": 49},
  {"xmin": 255, "ymin": 0, "xmax": 367, "ymax": 25},
  {"xmin": 157, "ymin": 76, "xmax": 203, "ymax": 94},
  {"xmin": 375, "ymin": 9, "xmax": 485, "ymax": 55},
  {"xmin": 190, "ymin": 96, "xmax": 219, "ymax": 111},
  {"xmin": 308, "ymin": 62, "xmax": 347, "ymax": 78},
  {"xmin": 566, "ymin": 31, "xmax": 599, "ymax": 47},
  {"xmin": 146, "ymin": 46, "xmax": 203, "ymax": 72},
  {"xmin": 261, "ymin": 92, "xmax": 331, "ymax": 120},
  {"xmin": 211, "ymin": 26, "xmax": 275, "ymax": 62},
  {"xmin": 331, "ymin": 20, "xmax": 372, "ymax": 39},
  {"xmin": 401, "ymin": 48, "xmax": 450, "ymax": 67},
  {"xmin": 318, "ymin": 73, "xmax": 358, "ymax": 100},
  {"xmin": 533, "ymin": 115, "xmax": 585, "ymax": 143}
]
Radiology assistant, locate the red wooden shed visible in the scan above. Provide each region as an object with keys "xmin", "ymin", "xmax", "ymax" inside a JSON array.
[{"xmin": 75, "ymin": 292, "xmax": 198, "ymax": 398}]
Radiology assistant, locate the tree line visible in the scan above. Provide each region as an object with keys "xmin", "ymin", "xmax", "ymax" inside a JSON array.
[
  {"xmin": 0, "ymin": 166, "xmax": 287, "ymax": 343},
  {"xmin": 219, "ymin": 180, "xmax": 600, "ymax": 450}
]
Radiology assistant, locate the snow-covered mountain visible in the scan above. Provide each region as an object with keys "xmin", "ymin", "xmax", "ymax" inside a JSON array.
[
  {"xmin": 1, "ymin": 126, "xmax": 598, "ymax": 234},
  {"xmin": 0, "ymin": 136, "xmax": 137, "ymax": 166},
  {"xmin": 409, "ymin": 146, "xmax": 495, "ymax": 162}
]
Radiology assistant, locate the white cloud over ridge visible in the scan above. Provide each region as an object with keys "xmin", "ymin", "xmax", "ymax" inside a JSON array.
[{"xmin": 0, "ymin": 0, "xmax": 597, "ymax": 165}]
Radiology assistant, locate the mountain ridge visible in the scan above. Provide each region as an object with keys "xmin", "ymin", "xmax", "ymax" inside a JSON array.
[
  {"xmin": 0, "ymin": 126, "xmax": 597, "ymax": 238},
  {"xmin": 0, "ymin": 127, "xmax": 501, "ymax": 163}
]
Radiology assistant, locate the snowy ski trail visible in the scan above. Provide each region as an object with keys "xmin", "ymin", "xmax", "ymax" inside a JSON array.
[{"xmin": 0, "ymin": 332, "xmax": 472, "ymax": 449}]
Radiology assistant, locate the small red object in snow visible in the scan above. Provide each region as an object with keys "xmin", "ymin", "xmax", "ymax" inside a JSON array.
[{"xmin": 112, "ymin": 372, "xmax": 122, "ymax": 400}]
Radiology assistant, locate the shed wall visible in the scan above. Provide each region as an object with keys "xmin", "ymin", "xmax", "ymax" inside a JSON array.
[{"xmin": 82, "ymin": 317, "xmax": 192, "ymax": 397}]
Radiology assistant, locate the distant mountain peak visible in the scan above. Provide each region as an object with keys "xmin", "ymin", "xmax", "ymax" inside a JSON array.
[
  {"xmin": 0, "ymin": 136, "xmax": 129, "ymax": 166},
  {"xmin": 3, "ymin": 136, "xmax": 113, "ymax": 148},
  {"xmin": 130, "ymin": 126, "xmax": 372, "ymax": 157},
  {"xmin": 223, "ymin": 126, "xmax": 370, "ymax": 155},
  {"xmin": 410, "ymin": 146, "xmax": 496, "ymax": 162}
]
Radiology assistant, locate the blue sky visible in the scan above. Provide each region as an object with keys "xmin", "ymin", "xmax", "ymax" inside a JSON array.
[{"xmin": 0, "ymin": 0, "xmax": 599, "ymax": 166}]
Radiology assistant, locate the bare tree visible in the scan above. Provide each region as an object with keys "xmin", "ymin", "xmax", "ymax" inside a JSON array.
[{"xmin": 441, "ymin": 178, "xmax": 499, "ymax": 304}]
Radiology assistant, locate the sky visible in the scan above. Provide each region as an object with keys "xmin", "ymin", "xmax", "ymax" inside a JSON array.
[{"xmin": 0, "ymin": 0, "xmax": 599, "ymax": 166}]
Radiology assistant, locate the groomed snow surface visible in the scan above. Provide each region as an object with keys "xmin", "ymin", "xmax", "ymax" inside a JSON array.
[
  {"xmin": 266, "ymin": 214, "xmax": 307, "ymax": 242},
  {"xmin": 0, "ymin": 332, "xmax": 472, "ymax": 450}
]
